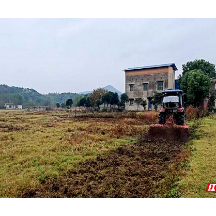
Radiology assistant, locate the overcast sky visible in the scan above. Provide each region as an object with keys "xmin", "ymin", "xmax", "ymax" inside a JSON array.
[{"xmin": 1, "ymin": 18, "xmax": 216, "ymax": 94}]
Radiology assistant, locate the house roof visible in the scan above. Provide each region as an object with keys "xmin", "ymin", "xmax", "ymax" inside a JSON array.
[{"xmin": 124, "ymin": 63, "xmax": 178, "ymax": 72}]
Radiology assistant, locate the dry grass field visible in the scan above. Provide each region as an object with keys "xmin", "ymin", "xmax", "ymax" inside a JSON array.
[
  {"xmin": 0, "ymin": 110, "xmax": 154, "ymax": 197},
  {"xmin": 0, "ymin": 110, "xmax": 204, "ymax": 198}
]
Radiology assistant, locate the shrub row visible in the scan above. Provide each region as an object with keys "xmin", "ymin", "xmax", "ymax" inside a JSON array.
[{"xmin": 185, "ymin": 105, "xmax": 208, "ymax": 120}]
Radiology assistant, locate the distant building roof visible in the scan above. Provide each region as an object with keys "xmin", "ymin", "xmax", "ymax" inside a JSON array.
[
  {"xmin": 4, "ymin": 103, "xmax": 13, "ymax": 105},
  {"xmin": 124, "ymin": 63, "xmax": 178, "ymax": 72},
  {"xmin": 4, "ymin": 103, "xmax": 22, "ymax": 106}
]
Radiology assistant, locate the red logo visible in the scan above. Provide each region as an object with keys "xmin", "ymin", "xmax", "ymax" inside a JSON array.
[{"xmin": 206, "ymin": 183, "xmax": 216, "ymax": 192}]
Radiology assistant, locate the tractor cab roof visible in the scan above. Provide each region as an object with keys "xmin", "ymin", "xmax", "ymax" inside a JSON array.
[{"xmin": 162, "ymin": 89, "xmax": 183, "ymax": 96}]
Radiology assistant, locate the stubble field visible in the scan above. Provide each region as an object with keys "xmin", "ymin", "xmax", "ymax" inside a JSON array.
[{"xmin": 0, "ymin": 110, "xmax": 190, "ymax": 197}]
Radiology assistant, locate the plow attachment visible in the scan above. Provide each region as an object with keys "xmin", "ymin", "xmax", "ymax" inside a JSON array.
[{"xmin": 145, "ymin": 117, "xmax": 189, "ymax": 142}]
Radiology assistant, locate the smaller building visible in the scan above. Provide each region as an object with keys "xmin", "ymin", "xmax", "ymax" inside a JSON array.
[
  {"xmin": 211, "ymin": 78, "xmax": 216, "ymax": 92},
  {"xmin": 4, "ymin": 103, "xmax": 22, "ymax": 110}
]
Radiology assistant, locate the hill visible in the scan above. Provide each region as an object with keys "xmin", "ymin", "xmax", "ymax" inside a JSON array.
[
  {"xmin": 0, "ymin": 84, "xmax": 122, "ymax": 108},
  {"xmin": 103, "ymin": 85, "xmax": 122, "ymax": 95},
  {"xmin": 79, "ymin": 85, "xmax": 122, "ymax": 95},
  {"xmin": 0, "ymin": 84, "xmax": 79, "ymax": 108},
  {"xmin": 0, "ymin": 84, "xmax": 43, "ymax": 108}
]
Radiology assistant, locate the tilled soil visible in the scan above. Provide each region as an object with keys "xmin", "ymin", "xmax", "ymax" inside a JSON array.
[
  {"xmin": 145, "ymin": 125, "xmax": 190, "ymax": 143},
  {"xmin": 21, "ymin": 139, "xmax": 188, "ymax": 198}
]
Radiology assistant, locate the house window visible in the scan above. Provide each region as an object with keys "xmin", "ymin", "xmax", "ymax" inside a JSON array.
[
  {"xmin": 129, "ymin": 84, "xmax": 134, "ymax": 91},
  {"xmin": 157, "ymin": 81, "xmax": 164, "ymax": 91},
  {"xmin": 129, "ymin": 99, "xmax": 134, "ymax": 105},
  {"xmin": 143, "ymin": 83, "xmax": 148, "ymax": 91}
]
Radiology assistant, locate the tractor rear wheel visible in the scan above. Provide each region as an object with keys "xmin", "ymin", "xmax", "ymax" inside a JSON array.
[{"xmin": 177, "ymin": 114, "xmax": 185, "ymax": 125}]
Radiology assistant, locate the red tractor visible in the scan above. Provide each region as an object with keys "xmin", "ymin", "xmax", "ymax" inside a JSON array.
[
  {"xmin": 147, "ymin": 89, "xmax": 189, "ymax": 142},
  {"xmin": 158, "ymin": 89, "xmax": 186, "ymax": 125}
]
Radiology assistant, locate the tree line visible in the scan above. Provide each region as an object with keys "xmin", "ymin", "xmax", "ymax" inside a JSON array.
[
  {"xmin": 0, "ymin": 84, "xmax": 128, "ymax": 110},
  {"xmin": 58, "ymin": 88, "xmax": 131, "ymax": 111}
]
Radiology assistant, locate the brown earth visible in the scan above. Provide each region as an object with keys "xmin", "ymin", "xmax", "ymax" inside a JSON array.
[
  {"xmin": 145, "ymin": 125, "xmax": 190, "ymax": 143},
  {"xmin": 21, "ymin": 139, "xmax": 189, "ymax": 198}
]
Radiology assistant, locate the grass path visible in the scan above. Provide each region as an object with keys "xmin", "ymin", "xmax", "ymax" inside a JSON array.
[{"xmin": 179, "ymin": 114, "xmax": 216, "ymax": 198}]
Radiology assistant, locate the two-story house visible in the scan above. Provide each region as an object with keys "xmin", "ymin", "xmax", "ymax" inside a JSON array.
[{"xmin": 124, "ymin": 63, "xmax": 178, "ymax": 111}]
